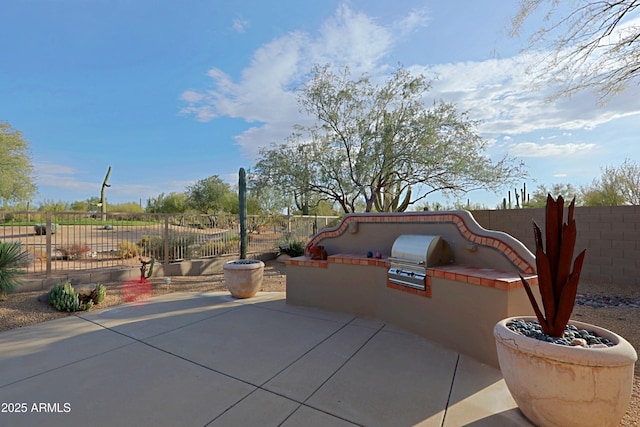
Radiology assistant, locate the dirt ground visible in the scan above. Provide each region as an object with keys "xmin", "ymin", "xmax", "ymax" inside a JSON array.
[{"xmin": 0, "ymin": 260, "xmax": 638, "ymax": 425}]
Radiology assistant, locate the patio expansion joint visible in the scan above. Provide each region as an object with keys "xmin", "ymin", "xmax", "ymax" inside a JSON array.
[
  {"xmin": 0, "ymin": 315, "xmax": 138, "ymax": 389},
  {"xmin": 439, "ymin": 353, "xmax": 461, "ymax": 427},
  {"xmin": 295, "ymin": 320, "xmax": 387, "ymax": 424},
  {"xmin": 202, "ymin": 312, "xmax": 373, "ymax": 427},
  {"xmin": 76, "ymin": 302, "xmax": 246, "ymax": 342},
  {"xmin": 49, "ymin": 302, "xmax": 368, "ymax": 426}
]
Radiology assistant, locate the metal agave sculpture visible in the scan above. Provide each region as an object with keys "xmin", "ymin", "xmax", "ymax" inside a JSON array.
[{"xmin": 520, "ymin": 194, "xmax": 587, "ymax": 337}]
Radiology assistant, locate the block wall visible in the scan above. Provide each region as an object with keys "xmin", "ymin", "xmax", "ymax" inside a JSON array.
[{"xmin": 471, "ymin": 206, "xmax": 640, "ymax": 286}]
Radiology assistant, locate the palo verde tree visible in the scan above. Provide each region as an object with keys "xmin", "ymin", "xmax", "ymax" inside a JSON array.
[
  {"xmin": 145, "ymin": 192, "xmax": 188, "ymax": 213},
  {"xmin": 581, "ymin": 158, "xmax": 640, "ymax": 206},
  {"xmin": 0, "ymin": 122, "xmax": 36, "ymax": 206},
  {"xmin": 254, "ymin": 134, "xmax": 314, "ymax": 215},
  {"xmin": 512, "ymin": 0, "xmax": 640, "ymax": 100},
  {"xmin": 528, "ymin": 183, "xmax": 581, "ymax": 208},
  {"xmin": 255, "ymin": 65, "xmax": 524, "ymax": 213}
]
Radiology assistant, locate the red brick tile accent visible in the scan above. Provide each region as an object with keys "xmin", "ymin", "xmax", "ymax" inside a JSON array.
[
  {"xmin": 305, "ymin": 212, "xmax": 536, "ymax": 274},
  {"xmin": 284, "ymin": 256, "xmax": 328, "ymax": 268},
  {"xmin": 386, "ymin": 279, "xmax": 431, "ymax": 298},
  {"xmin": 290, "ymin": 252, "xmax": 537, "ymax": 297},
  {"xmin": 432, "ymin": 265, "xmax": 537, "ymax": 291}
]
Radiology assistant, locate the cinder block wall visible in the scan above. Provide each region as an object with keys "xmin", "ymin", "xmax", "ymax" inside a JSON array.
[{"xmin": 470, "ymin": 206, "xmax": 640, "ymax": 286}]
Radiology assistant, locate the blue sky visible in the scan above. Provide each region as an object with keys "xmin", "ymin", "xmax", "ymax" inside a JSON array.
[{"xmin": 2, "ymin": 0, "xmax": 639, "ymax": 209}]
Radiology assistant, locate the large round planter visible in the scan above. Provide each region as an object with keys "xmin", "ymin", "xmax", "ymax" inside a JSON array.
[
  {"xmin": 494, "ymin": 316, "xmax": 637, "ymax": 427},
  {"xmin": 223, "ymin": 259, "xmax": 265, "ymax": 299}
]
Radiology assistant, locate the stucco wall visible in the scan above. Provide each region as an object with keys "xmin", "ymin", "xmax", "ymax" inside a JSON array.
[{"xmin": 470, "ymin": 205, "xmax": 640, "ymax": 286}]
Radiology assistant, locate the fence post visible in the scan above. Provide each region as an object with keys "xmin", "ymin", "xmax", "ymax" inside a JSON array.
[
  {"xmin": 164, "ymin": 214, "xmax": 170, "ymax": 265},
  {"xmin": 45, "ymin": 212, "xmax": 52, "ymax": 278}
]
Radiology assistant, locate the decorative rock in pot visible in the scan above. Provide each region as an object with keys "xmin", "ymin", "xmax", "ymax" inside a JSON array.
[{"xmin": 223, "ymin": 259, "xmax": 264, "ymax": 299}]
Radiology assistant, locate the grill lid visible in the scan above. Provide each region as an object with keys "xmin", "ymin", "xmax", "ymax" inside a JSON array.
[{"xmin": 390, "ymin": 234, "xmax": 452, "ymax": 267}]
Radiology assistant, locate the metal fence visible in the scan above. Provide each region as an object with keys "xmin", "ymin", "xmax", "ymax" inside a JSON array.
[{"xmin": 0, "ymin": 211, "xmax": 339, "ymax": 277}]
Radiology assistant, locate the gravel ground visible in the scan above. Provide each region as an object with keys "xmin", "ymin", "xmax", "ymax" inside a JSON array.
[{"xmin": 1, "ymin": 261, "xmax": 638, "ymax": 425}]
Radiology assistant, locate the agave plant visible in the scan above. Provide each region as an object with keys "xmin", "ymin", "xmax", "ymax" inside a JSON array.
[
  {"xmin": 0, "ymin": 241, "xmax": 31, "ymax": 300},
  {"xmin": 520, "ymin": 194, "xmax": 587, "ymax": 337}
]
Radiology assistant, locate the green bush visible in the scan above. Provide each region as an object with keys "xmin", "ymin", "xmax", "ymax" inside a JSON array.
[
  {"xmin": 34, "ymin": 223, "xmax": 59, "ymax": 235},
  {"xmin": 48, "ymin": 282, "xmax": 81, "ymax": 312},
  {"xmin": 48, "ymin": 282, "xmax": 96, "ymax": 312}
]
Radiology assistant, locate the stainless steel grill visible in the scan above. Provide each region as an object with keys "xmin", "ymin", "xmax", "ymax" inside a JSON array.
[{"xmin": 387, "ymin": 235, "xmax": 452, "ymax": 290}]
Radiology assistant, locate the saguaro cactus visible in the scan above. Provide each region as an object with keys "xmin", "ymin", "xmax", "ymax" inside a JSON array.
[
  {"xmin": 239, "ymin": 167, "xmax": 247, "ymax": 259},
  {"xmin": 101, "ymin": 166, "xmax": 112, "ymax": 221}
]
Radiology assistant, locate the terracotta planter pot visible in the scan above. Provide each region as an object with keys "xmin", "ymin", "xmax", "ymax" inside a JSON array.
[
  {"xmin": 223, "ymin": 259, "xmax": 264, "ymax": 299},
  {"xmin": 494, "ymin": 316, "xmax": 637, "ymax": 427}
]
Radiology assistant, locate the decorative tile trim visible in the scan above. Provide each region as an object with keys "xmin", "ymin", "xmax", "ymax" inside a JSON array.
[
  {"xmin": 306, "ymin": 212, "xmax": 536, "ymax": 274},
  {"xmin": 328, "ymin": 253, "xmax": 389, "ymax": 267},
  {"xmin": 428, "ymin": 265, "xmax": 538, "ymax": 291},
  {"xmin": 287, "ymin": 253, "xmax": 537, "ymax": 292},
  {"xmin": 285, "ymin": 256, "xmax": 328, "ymax": 268}
]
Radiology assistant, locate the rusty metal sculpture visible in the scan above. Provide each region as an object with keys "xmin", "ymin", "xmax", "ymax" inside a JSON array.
[{"xmin": 520, "ymin": 194, "xmax": 587, "ymax": 337}]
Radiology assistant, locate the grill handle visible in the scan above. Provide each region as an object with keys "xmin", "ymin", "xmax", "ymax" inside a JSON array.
[{"xmin": 388, "ymin": 257, "xmax": 425, "ymax": 266}]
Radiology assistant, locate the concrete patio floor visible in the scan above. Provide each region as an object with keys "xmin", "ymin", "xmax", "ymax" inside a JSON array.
[{"xmin": 0, "ymin": 292, "xmax": 533, "ymax": 426}]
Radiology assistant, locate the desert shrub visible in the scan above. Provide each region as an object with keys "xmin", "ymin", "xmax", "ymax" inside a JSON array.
[
  {"xmin": 278, "ymin": 237, "xmax": 306, "ymax": 257},
  {"xmin": 117, "ymin": 240, "xmax": 140, "ymax": 259},
  {"xmin": 78, "ymin": 283, "xmax": 106, "ymax": 305},
  {"xmin": 49, "ymin": 282, "xmax": 88, "ymax": 311},
  {"xmin": 92, "ymin": 283, "xmax": 107, "ymax": 304},
  {"xmin": 196, "ymin": 233, "xmax": 240, "ymax": 257},
  {"xmin": 58, "ymin": 243, "xmax": 91, "ymax": 260},
  {"xmin": 34, "ymin": 223, "xmax": 59, "ymax": 235},
  {"xmin": 139, "ymin": 232, "xmax": 197, "ymax": 261},
  {"xmin": 30, "ymin": 248, "xmax": 46, "ymax": 262}
]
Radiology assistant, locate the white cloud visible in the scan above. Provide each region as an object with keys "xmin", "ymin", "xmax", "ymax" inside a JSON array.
[
  {"xmin": 392, "ymin": 7, "xmax": 430, "ymax": 36},
  {"xmin": 34, "ymin": 162, "xmax": 77, "ymax": 176},
  {"xmin": 180, "ymin": 3, "xmax": 407, "ymax": 155},
  {"xmin": 421, "ymin": 53, "xmax": 640, "ymax": 136},
  {"xmin": 179, "ymin": 3, "xmax": 640, "ymax": 161},
  {"xmin": 233, "ymin": 16, "xmax": 249, "ymax": 33},
  {"xmin": 33, "ymin": 162, "xmax": 96, "ymax": 198},
  {"xmin": 509, "ymin": 142, "xmax": 596, "ymax": 158}
]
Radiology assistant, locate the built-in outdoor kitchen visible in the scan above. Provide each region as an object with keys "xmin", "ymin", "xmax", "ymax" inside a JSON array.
[{"xmin": 285, "ymin": 211, "xmax": 540, "ymax": 367}]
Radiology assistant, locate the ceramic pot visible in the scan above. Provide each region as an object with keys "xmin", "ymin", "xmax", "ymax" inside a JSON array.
[
  {"xmin": 223, "ymin": 259, "xmax": 264, "ymax": 299},
  {"xmin": 494, "ymin": 316, "xmax": 637, "ymax": 427}
]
